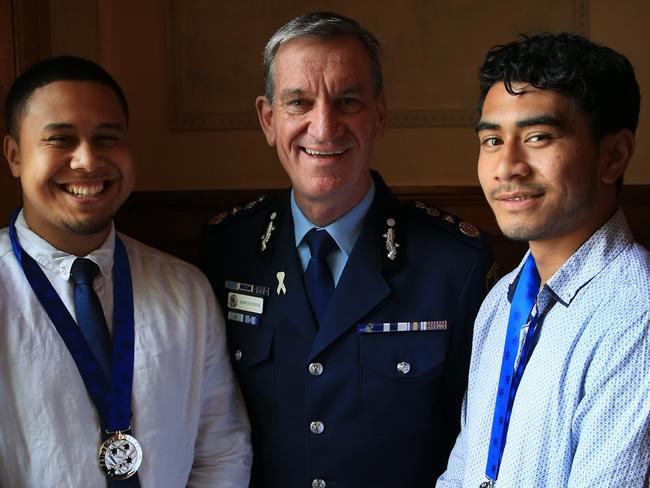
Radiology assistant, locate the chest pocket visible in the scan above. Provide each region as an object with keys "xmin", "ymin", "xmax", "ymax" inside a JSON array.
[
  {"xmin": 227, "ymin": 323, "xmax": 275, "ymax": 424},
  {"xmin": 359, "ymin": 330, "xmax": 446, "ymax": 436}
]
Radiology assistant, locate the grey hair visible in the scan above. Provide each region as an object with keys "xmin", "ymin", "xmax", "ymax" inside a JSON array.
[{"xmin": 262, "ymin": 11, "xmax": 383, "ymax": 102}]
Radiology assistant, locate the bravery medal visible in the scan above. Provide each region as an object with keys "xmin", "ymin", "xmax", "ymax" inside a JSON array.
[{"xmin": 99, "ymin": 431, "xmax": 143, "ymax": 479}]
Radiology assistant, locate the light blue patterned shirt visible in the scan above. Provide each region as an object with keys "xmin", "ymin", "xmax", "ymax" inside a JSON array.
[{"xmin": 437, "ymin": 209, "xmax": 650, "ymax": 487}]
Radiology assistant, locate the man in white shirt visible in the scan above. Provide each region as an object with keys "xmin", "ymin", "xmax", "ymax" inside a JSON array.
[{"xmin": 0, "ymin": 55, "xmax": 251, "ymax": 487}]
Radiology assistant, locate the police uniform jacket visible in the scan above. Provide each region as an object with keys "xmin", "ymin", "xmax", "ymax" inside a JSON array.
[{"xmin": 201, "ymin": 171, "xmax": 494, "ymax": 488}]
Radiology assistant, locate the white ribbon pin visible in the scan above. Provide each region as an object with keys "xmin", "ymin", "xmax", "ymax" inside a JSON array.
[{"xmin": 276, "ymin": 271, "xmax": 287, "ymax": 295}]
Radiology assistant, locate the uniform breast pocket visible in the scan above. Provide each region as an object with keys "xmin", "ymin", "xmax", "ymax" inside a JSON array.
[
  {"xmin": 226, "ymin": 323, "xmax": 275, "ymax": 424},
  {"xmin": 359, "ymin": 331, "xmax": 446, "ymax": 436}
]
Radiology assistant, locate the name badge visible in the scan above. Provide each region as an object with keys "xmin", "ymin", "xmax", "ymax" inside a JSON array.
[{"xmin": 228, "ymin": 292, "xmax": 264, "ymax": 314}]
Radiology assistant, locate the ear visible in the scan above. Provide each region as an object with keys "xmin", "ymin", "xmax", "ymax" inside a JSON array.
[
  {"xmin": 255, "ymin": 95, "xmax": 276, "ymax": 146},
  {"xmin": 599, "ymin": 129, "xmax": 635, "ymax": 184},
  {"xmin": 4, "ymin": 135, "xmax": 21, "ymax": 177},
  {"xmin": 374, "ymin": 90, "xmax": 387, "ymax": 138}
]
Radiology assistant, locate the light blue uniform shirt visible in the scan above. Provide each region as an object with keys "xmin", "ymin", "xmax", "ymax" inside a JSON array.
[
  {"xmin": 437, "ymin": 209, "xmax": 650, "ymax": 487},
  {"xmin": 291, "ymin": 181, "xmax": 375, "ymax": 286}
]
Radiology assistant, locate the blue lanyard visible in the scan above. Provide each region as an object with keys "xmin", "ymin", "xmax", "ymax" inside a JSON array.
[
  {"xmin": 484, "ymin": 254, "xmax": 541, "ymax": 484},
  {"xmin": 9, "ymin": 209, "xmax": 135, "ymax": 433}
]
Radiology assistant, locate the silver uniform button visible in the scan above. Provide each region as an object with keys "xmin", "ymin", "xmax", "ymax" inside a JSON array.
[
  {"xmin": 308, "ymin": 362, "xmax": 323, "ymax": 376},
  {"xmin": 310, "ymin": 421, "xmax": 325, "ymax": 434},
  {"xmin": 234, "ymin": 349, "xmax": 243, "ymax": 362},
  {"xmin": 312, "ymin": 479, "xmax": 326, "ymax": 488},
  {"xmin": 397, "ymin": 361, "xmax": 411, "ymax": 374}
]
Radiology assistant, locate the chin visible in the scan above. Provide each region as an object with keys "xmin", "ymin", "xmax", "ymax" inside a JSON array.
[{"xmin": 61, "ymin": 215, "xmax": 114, "ymax": 236}]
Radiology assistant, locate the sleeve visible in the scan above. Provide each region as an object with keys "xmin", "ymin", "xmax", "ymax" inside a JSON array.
[
  {"xmin": 568, "ymin": 310, "xmax": 650, "ymax": 487},
  {"xmin": 435, "ymin": 391, "xmax": 469, "ymax": 487},
  {"xmin": 187, "ymin": 277, "xmax": 252, "ymax": 487}
]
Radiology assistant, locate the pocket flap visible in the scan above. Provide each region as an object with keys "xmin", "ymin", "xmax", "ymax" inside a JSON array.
[
  {"xmin": 227, "ymin": 323, "xmax": 274, "ymax": 368},
  {"xmin": 359, "ymin": 331, "xmax": 445, "ymax": 378}
]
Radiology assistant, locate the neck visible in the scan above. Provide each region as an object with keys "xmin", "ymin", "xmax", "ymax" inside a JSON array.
[
  {"xmin": 55, "ymin": 232, "xmax": 109, "ymax": 257},
  {"xmin": 296, "ymin": 177, "xmax": 372, "ymax": 227},
  {"xmin": 530, "ymin": 206, "xmax": 617, "ymax": 284},
  {"xmin": 20, "ymin": 214, "xmax": 111, "ymax": 257}
]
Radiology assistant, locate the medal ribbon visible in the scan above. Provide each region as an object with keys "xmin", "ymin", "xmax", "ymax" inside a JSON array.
[
  {"xmin": 9, "ymin": 209, "xmax": 140, "ymax": 485},
  {"xmin": 484, "ymin": 253, "xmax": 541, "ymax": 484}
]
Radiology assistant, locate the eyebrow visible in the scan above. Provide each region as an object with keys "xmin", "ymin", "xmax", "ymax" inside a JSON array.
[
  {"xmin": 476, "ymin": 115, "xmax": 565, "ymax": 133},
  {"xmin": 42, "ymin": 122, "xmax": 125, "ymax": 132},
  {"xmin": 278, "ymin": 86, "xmax": 364, "ymax": 100},
  {"xmin": 339, "ymin": 86, "xmax": 363, "ymax": 96},
  {"xmin": 279, "ymin": 88, "xmax": 304, "ymax": 98}
]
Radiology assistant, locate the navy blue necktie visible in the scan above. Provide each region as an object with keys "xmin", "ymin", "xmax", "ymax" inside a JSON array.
[
  {"xmin": 70, "ymin": 258, "xmax": 112, "ymax": 380},
  {"xmin": 304, "ymin": 229, "xmax": 338, "ymax": 325}
]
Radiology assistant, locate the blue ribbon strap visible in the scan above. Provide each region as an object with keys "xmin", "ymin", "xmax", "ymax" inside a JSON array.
[
  {"xmin": 9, "ymin": 208, "xmax": 135, "ymax": 434},
  {"xmin": 484, "ymin": 253, "xmax": 541, "ymax": 482}
]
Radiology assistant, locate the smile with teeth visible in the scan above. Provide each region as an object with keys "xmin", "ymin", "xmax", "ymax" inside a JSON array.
[
  {"xmin": 63, "ymin": 182, "xmax": 105, "ymax": 198},
  {"xmin": 303, "ymin": 148, "xmax": 345, "ymax": 156}
]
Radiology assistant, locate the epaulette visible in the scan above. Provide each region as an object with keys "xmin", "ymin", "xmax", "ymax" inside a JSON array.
[
  {"xmin": 208, "ymin": 195, "xmax": 269, "ymax": 225},
  {"xmin": 412, "ymin": 201, "xmax": 485, "ymax": 245}
]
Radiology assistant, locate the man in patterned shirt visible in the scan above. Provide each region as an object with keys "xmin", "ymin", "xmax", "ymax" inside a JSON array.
[{"xmin": 437, "ymin": 33, "xmax": 650, "ymax": 487}]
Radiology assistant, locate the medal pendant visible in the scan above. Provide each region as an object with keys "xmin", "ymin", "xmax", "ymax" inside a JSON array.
[
  {"xmin": 480, "ymin": 480, "xmax": 495, "ymax": 488},
  {"xmin": 99, "ymin": 431, "xmax": 143, "ymax": 480}
]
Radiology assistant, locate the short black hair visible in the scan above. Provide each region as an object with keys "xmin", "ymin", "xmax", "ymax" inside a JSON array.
[
  {"xmin": 4, "ymin": 55, "xmax": 128, "ymax": 140},
  {"xmin": 477, "ymin": 32, "xmax": 640, "ymax": 140}
]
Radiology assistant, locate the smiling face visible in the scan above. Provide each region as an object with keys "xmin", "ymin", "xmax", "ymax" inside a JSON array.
[
  {"xmin": 4, "ymin": 80, "xmax": 134, "ymax": 255},
  {"xmin": 256, "ymin": 36, "xmax": 386, "ymax": 225},
  {"xmin": 477, "ymin": 82, "xmax": 619, "ymax": 254}
]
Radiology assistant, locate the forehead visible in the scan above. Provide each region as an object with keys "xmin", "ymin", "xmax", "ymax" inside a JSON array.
[
  {"xmin": 480, "ymin": 82, "xmax": 575, "ymax": 124},
  {"xmin": 272, "ymin": 36, "xmax": 373, "ymax": 91},
  {"xmin": 20, "ymin": 80, "xmax": 126, "ymax": 130}
]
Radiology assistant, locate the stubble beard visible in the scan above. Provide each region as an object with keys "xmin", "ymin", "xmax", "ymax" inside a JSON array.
[
  {"xmin": 60, "ymin": 214, "xmax": 115, "ymax": 237},
  {"xmin": 495, "ymin": 183, "xmax": 599, "ymax": 243}
]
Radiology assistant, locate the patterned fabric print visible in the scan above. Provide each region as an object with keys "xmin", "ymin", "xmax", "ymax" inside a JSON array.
[{"xmin": 437, "ymin": 209, "xmax": 650, "ymax": 487}]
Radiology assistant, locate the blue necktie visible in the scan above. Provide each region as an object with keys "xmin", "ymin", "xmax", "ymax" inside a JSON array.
[
  {"xmin": 304, "ymin": 229, "xmax": 337, "ymax": 325},
  {"xmin": 70, "ymin": 258, "xmax": 112, "ymax": 380}
]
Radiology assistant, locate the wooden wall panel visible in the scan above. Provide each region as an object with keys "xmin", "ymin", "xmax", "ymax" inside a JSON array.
[
  {"xmin": 169, "ymin": 0, "xmax": 586, "ymax": 130},
  {"xmin": 0, "ymin": 0, "xmax": 18, "ymax": 226}
]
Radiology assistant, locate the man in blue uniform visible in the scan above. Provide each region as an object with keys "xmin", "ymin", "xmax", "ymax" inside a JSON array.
[{"xmin": 202, "ymin": 12, "xmax": 494, "ymax": 488}]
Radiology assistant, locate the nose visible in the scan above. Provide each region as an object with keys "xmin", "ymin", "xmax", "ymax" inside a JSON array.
[
  {"xmin": 69, "ymin": 141, "xmax": 105, "ymax": 172},
  {"xmin": 307, "ymin": 102, "xmax": 344, "ymax": 142},
  {"xmin": 494, "ymin": 140, "xmax": 530, "ymax": 181}
]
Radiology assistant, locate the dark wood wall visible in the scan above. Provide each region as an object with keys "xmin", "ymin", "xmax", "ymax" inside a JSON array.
[{"xmin": 115, "ymin": 185, "xmax": 649, "ymax": 276}]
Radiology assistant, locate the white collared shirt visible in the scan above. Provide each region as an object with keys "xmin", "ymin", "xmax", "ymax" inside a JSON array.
[{"xmin": 0, "ymin": 211, "xmax": 252, "ymax": 487}]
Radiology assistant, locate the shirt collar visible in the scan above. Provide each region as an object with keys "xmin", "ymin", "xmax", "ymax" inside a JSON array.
[
  {"xmin": 15, "ymin": 209, "xmax": 116, "ymax": 282},
  {"xmin": 508, "ymin": 209, "xmax": 632, "ymax": 307},
  {"xmin": 291, "ymin": 180, "xmax": 376, "ymax": 257},
  {"xmin": 544, "ymin": 208, "xmax": 632, "ymax": 306}
]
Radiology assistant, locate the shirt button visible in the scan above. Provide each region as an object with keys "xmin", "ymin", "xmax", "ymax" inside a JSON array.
[
  {"xmin": 234, "ymin": 349, "xmax": 243, "ymax": 362},
  {"xmin": 310, "ymin": 420, "xmax": 324, "ymax": 434},
  {"xmin": 308, "ymin": 362, "xmax": 323, "ymax": 376},
  {"xmin": 312, "ymin": 479, "xmax": 326, "ymax": 488},
  {"xmin": 396, "ymin": 361, "xmax": 411, "ymax": 374}
]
